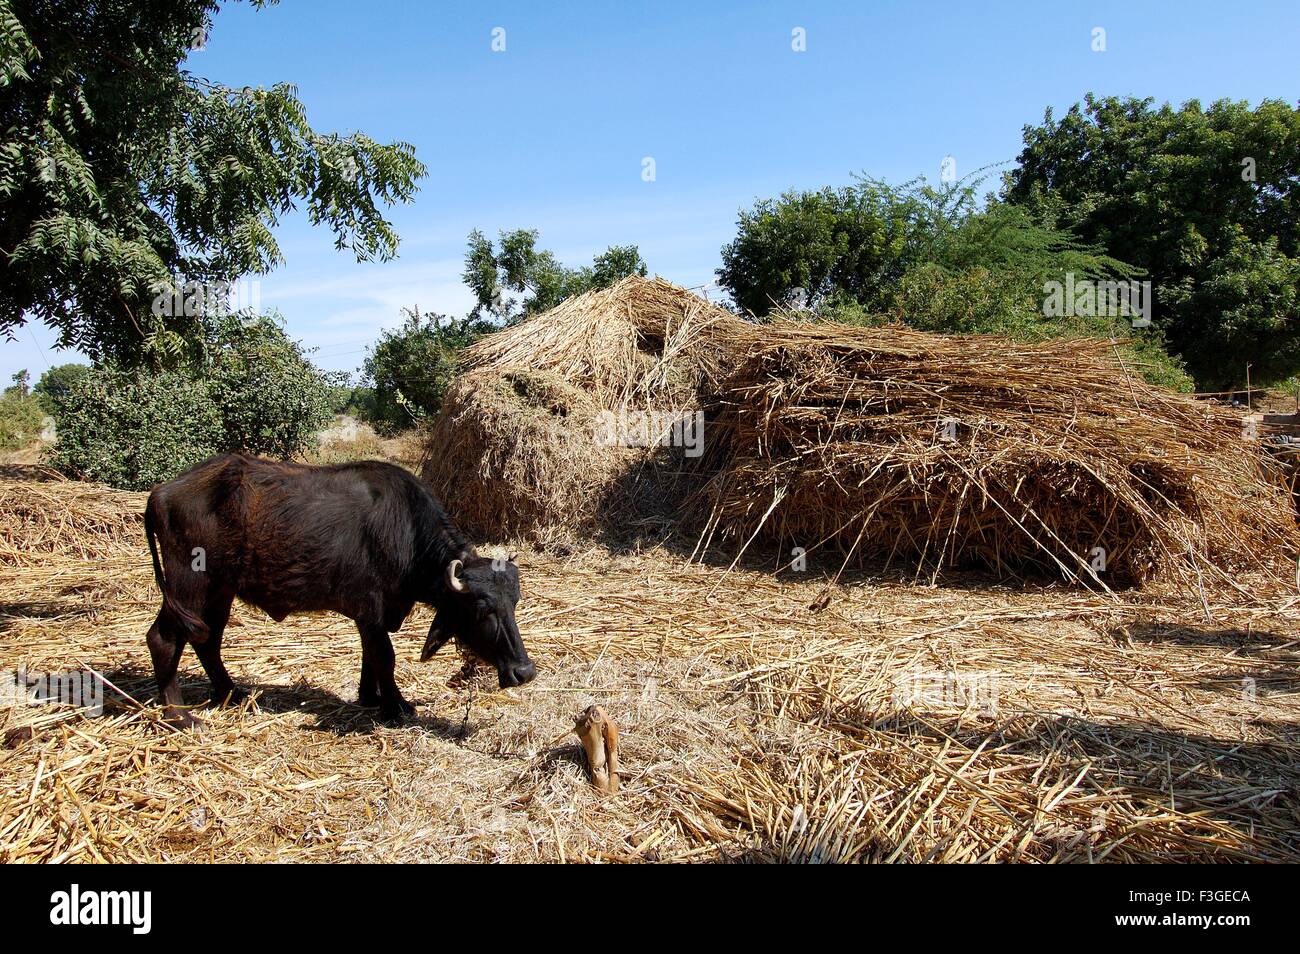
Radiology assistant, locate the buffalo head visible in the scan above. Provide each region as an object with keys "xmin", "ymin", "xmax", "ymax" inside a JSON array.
[{"xmin": 421, "ymin": 555, "xmax": 535, "ymax": 688}]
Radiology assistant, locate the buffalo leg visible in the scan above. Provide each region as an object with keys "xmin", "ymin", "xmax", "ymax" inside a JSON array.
[
  {"xmin": 147, "ymin": 612, "xmax": 197, "ymax": 728},
  {"xmin": 358, "ymin": 658, "xmax": 381, "ymax": 707},
  {"xmin": 358, "ymin": 624, "xmax": 414, "ymax": 722},
  {"xmin": 192, "ymin": 593, "xmax": 244, "ymax": 706}
]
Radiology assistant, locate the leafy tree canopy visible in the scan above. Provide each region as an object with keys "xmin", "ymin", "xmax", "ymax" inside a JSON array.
[
  {"xmin": 32, "ymin": 360, "xmax": 87, "ymax": 410},
  {"xmin": 718, "ymin": 174, "xmax": 1132, "ymax": 320},
  {"xmin": 718, "ymin": 180, "xmax": 921, "ymax": 316},
  {"xmin": 0, "ymin": 0, "xmax": 426, "ymax": 364},
  {"xmin": 360, "ymin": 308, "xmax": 490, "ymax": 433},
  {"xmin": 464, "ymin": 228, "xmax": 647, "ymax": 322},
  {"xmin": 48, "ymin": 311, "xmax": 334, "ymax": 487},
  {"xmin": 717, "ymin": 174, "xmax": 1191, "ymax": 390},
  {"xmin": 1004, "ymin": 94, "xmax": 1300, "ymax": 387}
]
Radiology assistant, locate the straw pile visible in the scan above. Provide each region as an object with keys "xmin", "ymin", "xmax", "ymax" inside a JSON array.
[
  {"xmin": 423, "ymin": 277, "xmax": 1297, "ymax": 588},
  {"xmin": 456, "ymin": 276, "xmax": 739, "ymax": 408},
  {"xmin": 693, "ymin": 320, "xmax": 1299, "ymax": 588},
  {"xmin": 0, "ymin": 472, "xmax": 147, "ymax": 566},
  {"xmin": 2, "ymin": 474, "xmax": 1298, "ymax": 862},
  {"xmin": 423, "ymin": 370, "xmax": 632, "ymax": 544},
  {"xmin": 421, "ymin": 277, "xmax": 742, "ymax": 545}
]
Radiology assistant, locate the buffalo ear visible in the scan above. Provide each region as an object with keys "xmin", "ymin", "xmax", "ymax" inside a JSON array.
[{"xmin": 420, "ymin": 621, "xmax": 452, "ymax": 662}]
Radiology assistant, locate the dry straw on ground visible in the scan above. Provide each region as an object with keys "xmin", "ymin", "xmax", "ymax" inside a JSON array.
[
  {"xmin": 0, "ymin": 474, "xmax": 147, "ymax": 566},
  {"xmin": 1, "ymin": 473, "xmax": 1298, "ymax": 862},
  {"xmin": 3, "ymin": 281, "xmax": 1298, "ymax": 863}
]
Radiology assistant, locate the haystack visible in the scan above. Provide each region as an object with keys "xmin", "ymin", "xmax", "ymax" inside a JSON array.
[
  {"xmin": 0, "ymin": 473, "xmax": 147, "ymax": 566},
  {"xmin": 692, "ymin": 319, "xmax": 1299, "ymax": 587},
  {"xmin": 457, "ymin": 275, "xmax": 741, "ymax": 407},
  {"xmin": 424, "ymin": 276, "xmax": 1298, "ymax": 587},
  {"xmin": 421, "ymin": 277, "xmax": 742, "ymax": 545},
  {"xmin": 421, "ymin": 370, "xmax": 629, "ymax": 544}
]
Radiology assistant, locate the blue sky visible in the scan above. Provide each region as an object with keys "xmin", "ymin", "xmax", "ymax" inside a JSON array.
[{"xmin": 5, "ymin": 0, "xmax": 1298, "ymax": 382}]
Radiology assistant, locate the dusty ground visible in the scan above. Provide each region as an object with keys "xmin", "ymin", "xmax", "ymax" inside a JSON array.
[{"xmin": 1, "ymin": 472, "xmax": 1298, "ymax": 863}]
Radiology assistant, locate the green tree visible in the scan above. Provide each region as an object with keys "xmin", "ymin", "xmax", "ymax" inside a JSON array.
[
  {"xmin": 361, "ymin": 309, "xmax": 489, "ymax": 433},
  {"xmin": 0, "ymin": 0, "xmax": 425, "ymax": 364},
  {"xmin": 719, "ymin": 175, "xmax": 1134, "ymax": 319},
  {"xmin": 718, "ymin": 181, "xmax": 923, "ymax": 315},
  {"xmin": 203, "ymin": 313, "xmax": 334, "ymax": 459},
  {"xmin": 717, "ymin": 174, "xmax": 1191, "ymax": 390},
  {"xmin": 322, "ymin": 376, "xmax": 374, "ymax": 417},
  {"xmin": 32, "ymin": 361, "xmax": 87, "ymax": 411},
  {"xmin": 464, "ymin": 229, "xmax": 647, "ymax": 322},
  {"xmin": 1005, "ymin": 95, "xmax": 1300, "ymax": 387}
]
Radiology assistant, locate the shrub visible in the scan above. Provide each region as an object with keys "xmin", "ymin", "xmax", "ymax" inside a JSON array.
[
  {"xmin": 203, "ymin": 315, "xmax": 334, "ymax": 459},
  {"xmin": 729, "ymin": 177, "xmax": 1191, "ymax": 392},
  {"xmin": 49, "ymin": 370, "xmax": 223, "ymax": 489},
  {"xmin": 361, "ymin": 309, "xmax": 488, "ymax": 434},
  {"xmin": 0, "ymin": 374, "xmax": 47, "ymax": 450},
  {"xmin": 324, "ymin": 381, "xmax": 376, "ymax": 417},
  {"xmin": 48, "ymin": 315, "xmax": 333, "ymax": 489}
]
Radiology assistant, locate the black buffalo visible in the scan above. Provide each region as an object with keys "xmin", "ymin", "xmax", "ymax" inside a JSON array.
[{"xmin": 143, "ymin": 454, "xmax": 535, "ymax": 726}]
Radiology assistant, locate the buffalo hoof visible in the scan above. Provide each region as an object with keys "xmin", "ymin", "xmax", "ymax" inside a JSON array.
[
  {"xmin": 164, "ymin": 707, "xmax": 204, "ymax": 730},
  {"xmin": 378, "ymin": 697, "xmax": 417, "ymax": 725}
]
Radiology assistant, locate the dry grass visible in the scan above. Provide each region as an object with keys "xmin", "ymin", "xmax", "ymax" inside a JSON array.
[
  {"xmin": 2, "ymin": 474, "xmax": 1298, "ymax": 862},
  {"xmin": 695, "ymin": 319, "xmax": 1299, "ymax": 590},
  {"xmin": 0, "ymin": 470, "xmax": 147, "ymax": 566},
  {"xmin": 422, "ymin": 370, "xmax": 635, "ymax": 547},
  {"xmin": 303, "ymin": 418, "xmax": 423, "ymax": 471}
]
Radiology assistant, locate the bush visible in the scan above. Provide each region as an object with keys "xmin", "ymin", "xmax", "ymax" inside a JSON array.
[
  {"xmin": 48, "ymin": 315, "xmax": 333, "ymax": 489},
  {"xmin": 361, "ymin": 309, "xmax": 488, "ymax": 434},
  {"xmin": 203, "ymin": 315, "xmax": 334, "ymax": 459},
  {"xmin": 0, "ymin": 375, "xmax": 47, "ymax": 450},
  {"xmin": 324, "ymin": 381, "xmax": 376, "ymax": 417},
  {"xmin": 49, "ymin": 370, "xmax": 223, "ymax": 489}
]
